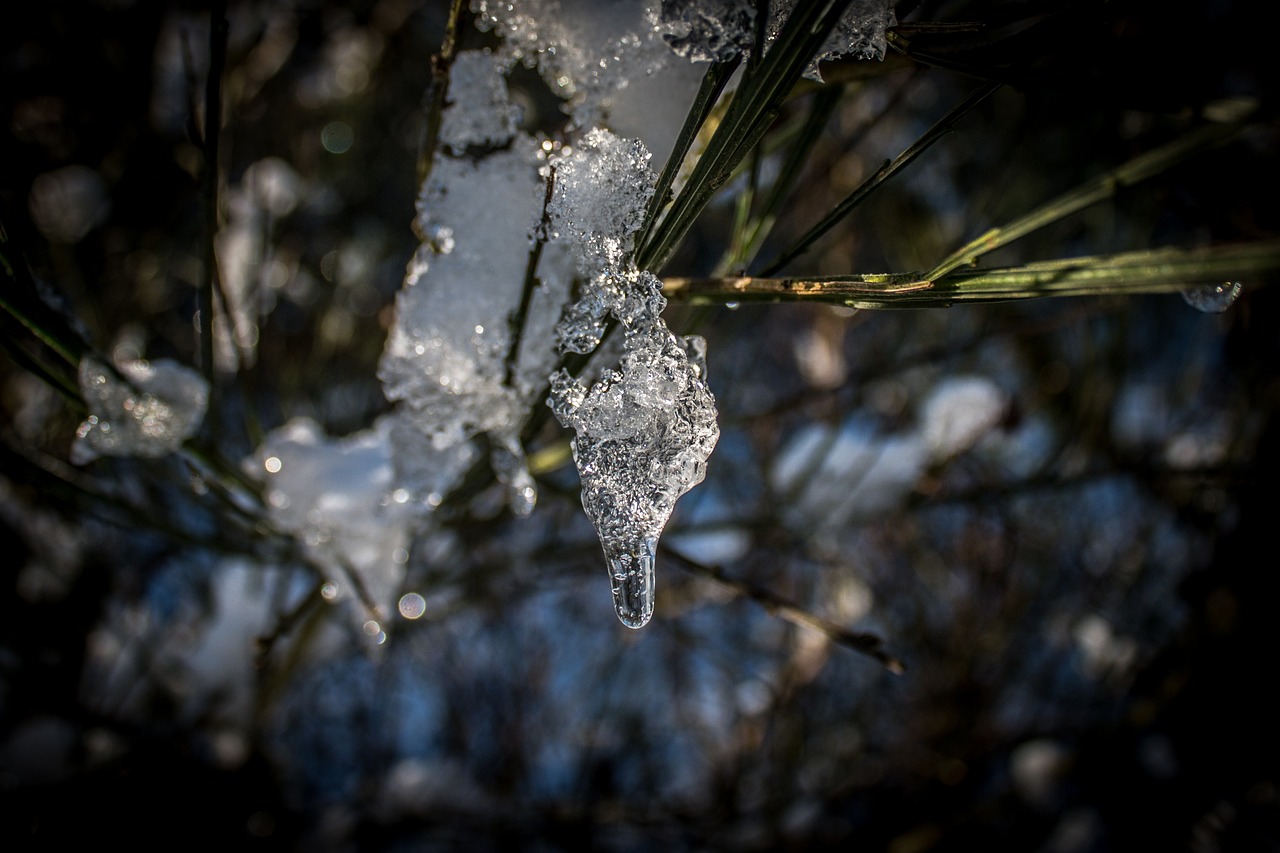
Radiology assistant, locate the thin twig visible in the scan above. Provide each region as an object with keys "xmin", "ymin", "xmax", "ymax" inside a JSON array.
[
  {"xmin": 663, "ymin": 545, "xmax": 904, "ymax": 672},
  {"xmin": 199, "ymin": 1, "xmax": 228, "ymax": 387},
  {"xmin": 417, "ymin": 0, "xmax": 467, "ymax": 190},
  {"xmin": 505, "ymin": 166, "xmax": 556, "ymax": 386},
  {"xmin": 255, "ymin": 585, "xmax": 324, "ymax": 668},
  {"xmin": 0, "ymin": 220, "xmax": 89, "ymax": 369}
]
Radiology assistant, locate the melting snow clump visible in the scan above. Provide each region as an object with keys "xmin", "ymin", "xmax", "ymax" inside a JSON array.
[
  {"xmin": 550, "ymin": 274, "xmax": 719, "ymax": 628},
  {"xmin": 254, "ymin": 414, "xmax": 459, "ymax": 617},
  {"xmin": 549, "ymin": 127, "xmax": 655, "ymax": 272},
  {"xmin": 378, "ymin": 49, "xmax": 573, "ymax": 514},
  {"xmin": 73, "ymin": 356, "xmax": 209, "ymax": 464}
]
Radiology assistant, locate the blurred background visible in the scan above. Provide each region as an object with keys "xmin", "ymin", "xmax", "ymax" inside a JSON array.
[{"xmin": 2, "ymin": 0, "xmax": 1277, "ymax": 849}]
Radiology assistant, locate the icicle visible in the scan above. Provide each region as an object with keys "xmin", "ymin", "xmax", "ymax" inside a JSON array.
[
  {"xmin": 550, "ymin": 276, "xmax": 719, "ymax": 629},
  {"xmin": 605, "ymin": 536, "xmax": 658, "ymax": 628}
]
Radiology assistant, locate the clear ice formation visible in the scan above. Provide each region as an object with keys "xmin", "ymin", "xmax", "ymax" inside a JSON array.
[
  {"xmin": 543, "ymin": 123, "xmax": 719, "ymax": 628},
  {"xmin": 796, "ymin": 0, "xmax": 896, "ymax": 76},
  {"xmin": 658, "ymin": 0, "xmax": 757, "ymax": 62},
  {"xmin": 550, "ymin": 273, "xmax": 719, "ymax": 628},
  {"xmin": 657, "ymin": 0, "xmax": 896, "ymax": 79},
  {"xmin": 1182, "ymin": 281, "xmax": 1243, "ymax": 314},
  {"xmin": 73, "ymin": 356, "xmax": 209, "ymax": 464}
]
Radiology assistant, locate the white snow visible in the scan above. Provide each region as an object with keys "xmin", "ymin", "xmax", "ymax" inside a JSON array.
[
  {"xmin": 772, "ymin": 376, "xmax": 1007, "ymax": 531},
  {"xmin": 439, "ymin": 50, "xmax": 522, "ymax": 153},
  {"xmin": 254, "ymin": 414, "xmax": 461, "ymax": 617},
  {"xmin": 73, "ymin": 355, "xmax": 209, "ymax": 464}
]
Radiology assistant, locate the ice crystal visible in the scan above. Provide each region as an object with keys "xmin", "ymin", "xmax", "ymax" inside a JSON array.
[
  {"xmin": 809, "ymin": 0, "xmax": 895, "ymax": 72},
  {"xmin": 658, "ymin": 0, "xmax": 756, "ymax": 62},
  {"xmin": 659, "ymin": 0, "xmax": 895, "ymax": 79},
  {"xmin": 550, "ymin": 275, "xmax": 719, "ymax": 628},
  {"xmin": 72, "ymin": 356, "xmax": 208, "ymax": 464},
  {"xmin": 549, "ymin": 128, "xmax": 655, "ymax": 272}
]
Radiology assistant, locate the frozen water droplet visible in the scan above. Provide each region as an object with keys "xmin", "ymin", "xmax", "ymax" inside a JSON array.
[
  {"xmin": 1182, "ymin": 281, "xmax": 1242, "ymax": 314},
  {"xmin": 605, "ymin": 537, "xmax": 657, "ymax": 628}
]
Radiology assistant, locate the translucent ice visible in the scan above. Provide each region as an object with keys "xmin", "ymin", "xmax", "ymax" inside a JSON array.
[
  {"xmin": 550, "ymin": 276, "xmax": 719, "ymax": 628},
  {"xmin": 1182, "ymin": 280, "xmax": 1242, "ymax": 314},
  {"xmin": 658, "ymin": 0, "xmax": 756, "ymax": 62},
  {"xmin": 655, "ymin": 1, "xmax": 895, "ymax": 76},
  {"xmin": 765, "ymin": 0, "xmax": 895, "ymax": 79},
  {"xmin": 73, "ymin": 356, "xmax": 209, "ymax": 464},
  {"xmin": 470, "ymin": 0, "xmax": 704, "ymax": 164},
  {"xmin": 549, "ymin": 128, "xmax": 655, "ymax": 272}
]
